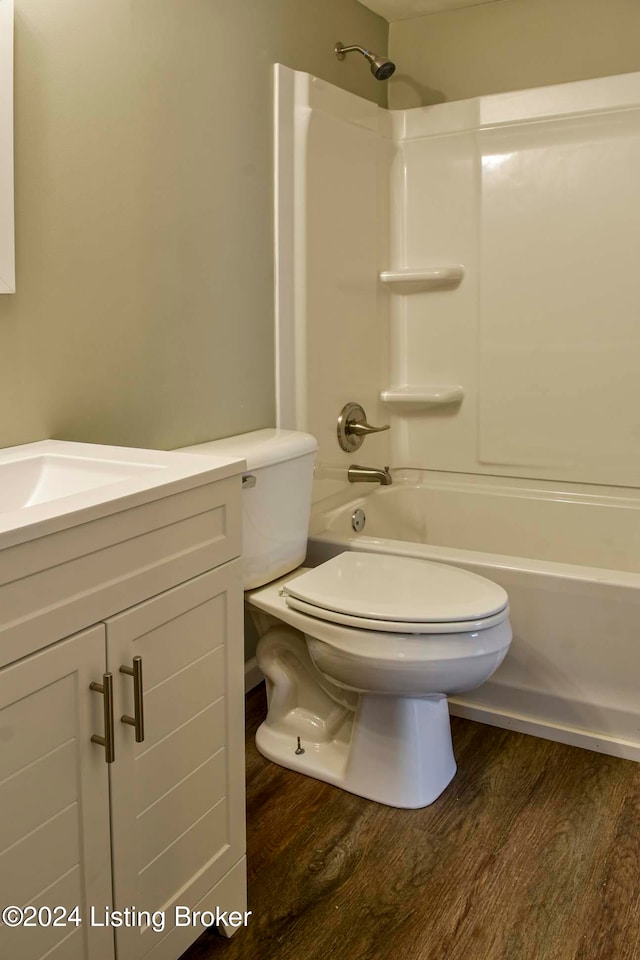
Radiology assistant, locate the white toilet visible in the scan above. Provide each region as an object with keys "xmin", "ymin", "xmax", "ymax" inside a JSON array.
[{"xmin": 182, "ymin": 429, "xmax": 512, "ymax": 809}]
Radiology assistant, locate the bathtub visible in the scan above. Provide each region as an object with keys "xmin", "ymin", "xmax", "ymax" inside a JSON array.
[{"xmin": 307, "ymin": 471, "xmax": 640, "ymax": 761}]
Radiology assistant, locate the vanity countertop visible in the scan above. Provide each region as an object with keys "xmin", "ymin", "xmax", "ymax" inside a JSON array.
[{"xmin": 0, "ymin": 439, "xmax": 245, "ymax": 548}]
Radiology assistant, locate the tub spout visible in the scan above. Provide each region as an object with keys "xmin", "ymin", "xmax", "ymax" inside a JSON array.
[{"xmin": 348, "ymin": 464, "xmax": 392, "ymax": 485}]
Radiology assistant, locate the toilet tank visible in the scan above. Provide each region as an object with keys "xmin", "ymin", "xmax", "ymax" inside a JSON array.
[{"xmin": 180, "ymin": 429, "xmax": 317, "ymax": 589}]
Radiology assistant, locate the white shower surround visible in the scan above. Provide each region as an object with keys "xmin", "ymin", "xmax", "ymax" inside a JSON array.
[
  {"xmin": 275, "ymin": 65, "xmax": 640, "ymax": 492},
  {"xmin": 274, "ymin": 64, "xmax": 392, "ymax": 501},
  {"xmin": 274, "ymin": 65, "xmax": 640, "ymax": 759}
]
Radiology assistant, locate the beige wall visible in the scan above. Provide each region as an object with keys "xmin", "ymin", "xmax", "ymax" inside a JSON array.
[
  {"xmin": 0, "ymin": 0, "xmax": 387, "ymax": 451},
  {"xmin": 388, "ymin": 0, "xmax": 640, "ymax": 108}
]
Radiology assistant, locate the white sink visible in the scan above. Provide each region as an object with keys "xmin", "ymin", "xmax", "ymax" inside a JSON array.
[
  {"xmin": 0, "ymin": 454, "xmax": 161, "ymax": 511},
  {"xmin": 0, "ymin": 440, "xmax": 244, "ymax": 546}
]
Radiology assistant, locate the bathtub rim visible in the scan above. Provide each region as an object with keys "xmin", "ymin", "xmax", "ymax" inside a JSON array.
[{"xmin": 307, "ymin": 530, "xmax": 640, "ymax": 592}]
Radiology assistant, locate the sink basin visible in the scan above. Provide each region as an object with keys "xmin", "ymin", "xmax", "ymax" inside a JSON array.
[
  {"xmin": 0, "ymin": 438, "xmax": 245, "ymax": 674},
  {"xmin": 0, "ymin": 440, "xmax": 244, "ymax": 547},
  {"xmin": 0, "ymin": 454, "xmax": 160, "ymax": 511}
]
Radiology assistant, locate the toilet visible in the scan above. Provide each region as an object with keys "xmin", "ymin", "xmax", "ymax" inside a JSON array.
[{"xmin": 181, "ymin": 429, "xmax": 512, "ymax": 809}]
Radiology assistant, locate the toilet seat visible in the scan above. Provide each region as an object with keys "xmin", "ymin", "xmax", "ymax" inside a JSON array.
[
  {"xmin": 283, "ymin": 551, "xmax": 509, "ymax": 633},
  {"xmin": 249, "ymin": 569, "xmax": 512, "ymax": 662},
  {"xmin": 284, "ymin": 594, "xmax": 509, "ymax": 634},
  {"xmin": 250, "ymin": 555, "xmax": 512, "ymax": 717}
]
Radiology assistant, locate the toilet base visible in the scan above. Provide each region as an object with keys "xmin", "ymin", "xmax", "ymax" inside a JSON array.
[{"xmin": 256, "ymin": 692, "xmax": 457, "ymax": 809}]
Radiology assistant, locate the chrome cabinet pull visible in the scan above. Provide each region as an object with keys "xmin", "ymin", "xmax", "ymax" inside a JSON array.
[
  {"xmin": 90, "ymin": 673, "xmax": 115, "ymax": 763},
  {"xmin": 120, "ymin": 656, "xmax": 145, "ymax": 743}
]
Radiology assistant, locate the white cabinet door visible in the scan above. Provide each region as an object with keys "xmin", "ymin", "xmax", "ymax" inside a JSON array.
[
  {"xmin": 0, "ymin": 626, "xmax": 114, "ymax": 960},
  {"xmin": 106, "ymin": 561, "xmax": 246, "ymax": 960}
]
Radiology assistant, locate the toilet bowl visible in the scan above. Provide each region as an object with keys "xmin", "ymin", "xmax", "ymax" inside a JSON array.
[
  {"xmin": 180, "ymin": 429, "xmax": 512, "ymax": 809},
  {"xmin": 249, "ymin": 551, "xmax": 510, "ymax": 808}
]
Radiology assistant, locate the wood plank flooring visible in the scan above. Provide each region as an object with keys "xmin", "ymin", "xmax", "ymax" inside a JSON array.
[{"xmin": 181, "ymin": 685, "xmax": 640, "ymax": 960}]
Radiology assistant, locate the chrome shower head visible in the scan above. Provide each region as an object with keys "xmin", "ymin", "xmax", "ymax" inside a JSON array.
[
  {"xmin": 335, "ymin": 42, "xmax": 396, "ymax": 81},
  {"xmin": 369, "ymin": 55, "xmax": 396, "ymax": 81}
]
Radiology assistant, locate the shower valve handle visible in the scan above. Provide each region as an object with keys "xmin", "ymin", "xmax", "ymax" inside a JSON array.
[
  {"xmin": 337, "ymin": 402, "xmax": 390, "ymax": 453},
  {"xmin": 346, "ymin": 419, "xmax": 390, "ymax": 438}
]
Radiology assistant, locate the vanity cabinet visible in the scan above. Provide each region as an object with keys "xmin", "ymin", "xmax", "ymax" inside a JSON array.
[
  {"xmin": 0, "ymin": 625, "xmax": 113, "ymax": 960},
  {"xmin": 107, "ymin": 562, "xmax": 245, "ymax": 960},
  {"xmin": 0, "ymin": 471, "xmax": 246, "ymax": 960}
]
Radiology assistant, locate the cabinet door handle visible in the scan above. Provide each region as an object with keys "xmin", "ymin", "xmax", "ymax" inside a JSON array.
[
  {"xmin": 90, "ymin": 673, "xmax": 115, "ymax": 763},
  {"xmin": 120, "ymin": 656, "xmax": 145, "ymax": 743}
]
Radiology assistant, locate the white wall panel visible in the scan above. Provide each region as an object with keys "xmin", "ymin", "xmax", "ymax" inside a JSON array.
[
  {"xmin": 479, "ymin": 109, "xmax": 640, "ymax": 485},
  {"xmin": 275, "ymin": 66, "xmax": 391, "ymax": 503},
  {"xmin": 395, "ymin": 71, "xmax": 640, "ymax": 489},
  {"xmin": 389, "ymin": 129, "xmax": 478, "ymax": 470}
]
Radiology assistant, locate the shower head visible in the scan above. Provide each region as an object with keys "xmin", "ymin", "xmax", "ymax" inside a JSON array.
[
  {"xmin": 335, "ymin": 42, "xmax": 396, "ymax": 81},
  {"xmin": 369, "ymin": 54, "xmax": 396, "ymax": 81}
]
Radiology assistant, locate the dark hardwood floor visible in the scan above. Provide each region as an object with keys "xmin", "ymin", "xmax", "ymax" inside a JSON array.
[{"xmin": 181, "ymin": 684, "xmax": 640, "ymax": 960}]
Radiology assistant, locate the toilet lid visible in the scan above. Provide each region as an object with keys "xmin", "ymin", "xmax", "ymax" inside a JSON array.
[
  {"xmin": 284, "ymin": 594, "xmax": 510, "ymax": 634},
  {"xmin": 283, "ymin": 551, "xmax": 508, "ymax": 624}
]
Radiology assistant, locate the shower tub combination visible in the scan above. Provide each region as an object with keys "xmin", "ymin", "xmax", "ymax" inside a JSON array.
[
  {"xmin": 273, "ymin": 65, "xmax": 640, "ymax": 763},
  {"xmin": 307, "ymin": 472, "xmax": 640, "ymax": 762}
]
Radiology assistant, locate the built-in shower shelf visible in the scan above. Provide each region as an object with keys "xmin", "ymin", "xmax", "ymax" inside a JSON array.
[
  {"xmin": 378, "ymin": 266, "xmax": 464, "ymax": 292},
  {"xmin": 380, "ymin": 385, "xmax": 464, "ymax": 408}
]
